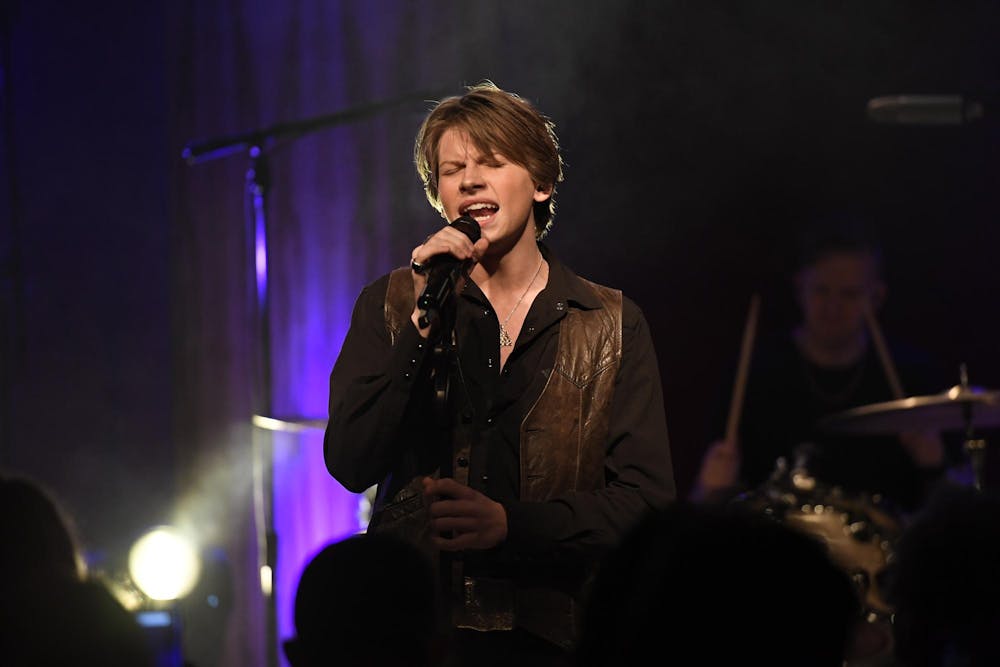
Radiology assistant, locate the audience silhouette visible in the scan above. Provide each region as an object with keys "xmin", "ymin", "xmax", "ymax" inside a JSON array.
[
  {"xmin": 0, "ymin": 469, "xmax": 86, "ymax": 579},
  {"xmin": 283, "ymin": 531, "xmax": 451, "ymax": 667},
  {"xmin": 885, "ymin": 483, "xmax": 1000, "ymax": 667},
  {"xmin": 576, "ymin": 501, "xmax": 861, "ymax": 667},
  {"xmin": 0, "ymin": 469, "xmax": 155, "ymax": 666}
]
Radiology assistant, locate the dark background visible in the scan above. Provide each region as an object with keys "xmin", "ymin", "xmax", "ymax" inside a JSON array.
[{"xmin": 3, "ymin": 2, "xmax": 999, "ymax": 665}]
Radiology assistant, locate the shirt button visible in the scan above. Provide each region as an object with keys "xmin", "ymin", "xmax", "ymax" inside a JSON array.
[
  {"xmin": 409, "ymin": 358, "xmax": 417, "ymax": 366},
  {"xmin": 456, "ymin": 456, "xmax": 469, "ymax": 468},
  {"xmin": 486, "ymin": 417, "xmax": 494, "ymax": 425},
  {"xmin": 403, "ymin": 371, "xmax": 412, "ymax": 380},
  {"xmin": 483, "ymin": 309, "xmax": 491, "ymax": 317},
  {"xmin": 555, "ymin": 301, "xmax": 566, "ymax": 311},
  {"xmin": 481, "ymin": 474, "xmax": 489, "ymax": 483},
  {"xmin": 502, "ymin": 366, "xmax": 511, "ymax": 376}
]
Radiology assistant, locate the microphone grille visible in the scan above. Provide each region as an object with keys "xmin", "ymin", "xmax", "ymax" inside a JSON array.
[{"xmin": 450, "ymin": 215, "xmax": 482, "ymax": 243}]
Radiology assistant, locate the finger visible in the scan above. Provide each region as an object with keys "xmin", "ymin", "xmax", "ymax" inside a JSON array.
[
  {"xmin": 428, "ymin": 499, "xmax": 477, "ymax": 518},
  {"xmin": 412, "ymin": 227, "xmax": 477, "ymax": 265},
  {"xmin": 471, "ymin": 237, "xmax": 490, "ymax": 262},
  {"xmin": 430, "ymin": 516, "xmax": 479, "ymax": 533},
  {"xmin": 424, "ymin": 477, "xmax": 474, "ymax": 500},
  {"xmin": 410, "ymin": 254, "xmax": 431, "ymax": 278},
  {"xmin": 432, "ymin": 532, "xmax": 479, "ymax": 552}
]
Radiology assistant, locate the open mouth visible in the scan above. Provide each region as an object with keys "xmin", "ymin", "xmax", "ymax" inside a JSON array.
[{"xmin": 461, "ymin": 201, "xmax": 499, "ymax": 223}]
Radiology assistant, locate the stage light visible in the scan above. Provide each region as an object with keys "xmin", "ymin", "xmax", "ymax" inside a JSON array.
[
  {"xmin": 260, "ymin": 564, "xmax": 273, "ymax": 596},
  {"xmin": 128, "ymin": 526, "xmax": 201, "ymax": 601}
]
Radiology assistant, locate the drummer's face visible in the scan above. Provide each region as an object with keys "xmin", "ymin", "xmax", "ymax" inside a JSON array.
[{"xmin": 796, "ymin": 251, "xmax": 885, "ymax": 348}]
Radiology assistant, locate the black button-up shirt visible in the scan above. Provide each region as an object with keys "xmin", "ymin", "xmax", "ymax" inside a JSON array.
[{"xmin": 325, "ymin": 244, "xmax": 675, "ymax": 567}]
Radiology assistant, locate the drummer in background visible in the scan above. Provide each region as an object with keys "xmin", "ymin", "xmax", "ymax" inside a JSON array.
[{"xmin": 690, "ymin": 212, "xmax": 954, "ymax": 515}]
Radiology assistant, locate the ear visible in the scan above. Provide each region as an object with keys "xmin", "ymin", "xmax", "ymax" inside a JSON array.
[{"xmin": 533, "ymin": 182, "xmax": 552, "ymax": 203}]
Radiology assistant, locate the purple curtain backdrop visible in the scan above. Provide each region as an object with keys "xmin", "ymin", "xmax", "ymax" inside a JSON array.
[{"xmin": 169, "ymin": 5, "xmax": 397, "ymax": 664}]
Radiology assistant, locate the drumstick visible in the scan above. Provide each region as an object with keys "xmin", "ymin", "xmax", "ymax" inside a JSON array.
[
  {"xmin": 725, "ymin": 293, "xmax": 760, "ymax": 443},
  {"xmin": 863, "ymin": 300, "xmax": 905, "ymax": 399}
]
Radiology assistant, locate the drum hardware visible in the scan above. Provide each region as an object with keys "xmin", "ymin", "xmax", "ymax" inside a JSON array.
[
  {"xmin": 737, "ymin": 457, "xmax": 902, "ymax": 623},
  {"xmin": 820, "ymin": 365, "xmax": 1000, "ymax": 491}
]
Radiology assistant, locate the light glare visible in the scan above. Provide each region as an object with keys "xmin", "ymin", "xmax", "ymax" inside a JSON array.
[
  {"xmin": 128, "ymin": 527, "xmax": 201, "ymax": 601},
  {"xmin": 260, "ymin": 565, "xmax": 273, "ymax": 596}
]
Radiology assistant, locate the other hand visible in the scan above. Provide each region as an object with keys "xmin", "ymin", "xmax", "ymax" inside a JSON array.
[
  {"xmin": 690, "ymin": 438, "xmax": 741, "ymax": 501},
  {"xmin": 423, "ymin": 476, "xmax": 507, "ymax": 551},
  {"xmin": 899, "ymin": 429, "xmax": 945, "ymax": 469}
]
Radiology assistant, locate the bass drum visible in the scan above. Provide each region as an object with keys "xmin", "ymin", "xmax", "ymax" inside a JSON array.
[{"xmin": 734, "ymin": 455, "xmax": 903, "ymax": 664}]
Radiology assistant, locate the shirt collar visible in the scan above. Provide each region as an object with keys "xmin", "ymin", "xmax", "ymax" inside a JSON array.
[
  {"xmin": 539, "ymin": 242, "xmax": 603, "ymax": 312},
  {"xmin": 461, "ymin": 242, "xmax": 604, "ymax": 313}
]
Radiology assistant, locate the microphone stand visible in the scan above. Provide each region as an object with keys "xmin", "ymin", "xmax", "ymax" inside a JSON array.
[
  {"xmin": 181, "ymin": 90, "xmax": 446, "ymax": 165},
  {"xmin": 182, "ymin": 90, "xmax": 445, "ymax": 667},
  {"xmin": 957, "ymin": 364, "xmax": 988, "ymax": 492},
  {"xmin": 245, "ymin": 146, "xmax": 279, "ymax": 667},
  {"xmin": 426, "ymin": 295, "xmax": 462, "ymax": 609}
]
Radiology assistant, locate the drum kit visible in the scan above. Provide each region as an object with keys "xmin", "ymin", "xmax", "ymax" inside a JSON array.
[
  {"xmin": 737, "ymin": 372, "xmax": 1000, "ymax": 664},
  {"xmin": 821, "ymin": 373, "xmax": 1000, "ymax": 491}
]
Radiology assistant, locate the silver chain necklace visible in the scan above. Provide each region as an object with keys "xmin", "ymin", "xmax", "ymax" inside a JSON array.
[{"xmin": 498, "ymin": 258, "xmax": 544, "ymax": 347}]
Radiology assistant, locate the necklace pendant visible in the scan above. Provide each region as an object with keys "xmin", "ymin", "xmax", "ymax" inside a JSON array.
[
  {"xmin": 497, "ymin": 256, "xmax": 543, "ymax": 349},
  {"xmin": 499, "ymin": 324, "xmax": 513, "ymax": 347}
]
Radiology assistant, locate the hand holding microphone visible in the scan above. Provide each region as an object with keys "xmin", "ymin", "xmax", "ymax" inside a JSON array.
[{"xmin": 409, "ymin": 215, "xmax": 488, "ymax": 334}]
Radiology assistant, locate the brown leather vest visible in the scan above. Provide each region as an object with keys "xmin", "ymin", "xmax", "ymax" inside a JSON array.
[{"xmin": 373, "ymin": 267, "xmax": 622, "ymax": 649}]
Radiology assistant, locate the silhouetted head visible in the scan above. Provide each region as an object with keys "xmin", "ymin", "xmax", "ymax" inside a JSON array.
[
  {"xmin": 0, "ymin": 470, "xmax": 86, "ymax": 580},
  {"xmin": 578, "ymin": 502, "xmax": 860, "ymax": 667},
  {"xmin": 885, "ymin": 483, "xmax": 1000, "ymax": 666},
  {"xmin": 283, "ymin": 532, "xmax": 442, "ymax": 667}
]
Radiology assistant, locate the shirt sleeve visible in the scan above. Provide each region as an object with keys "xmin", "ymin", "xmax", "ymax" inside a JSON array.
[
  {"xmin": 502, "ymin": 297, "xmax": 677, "ymax": 563},
  {"xmin": 323, "ymin": 276, "xmax": 436, "ymax": 493}
]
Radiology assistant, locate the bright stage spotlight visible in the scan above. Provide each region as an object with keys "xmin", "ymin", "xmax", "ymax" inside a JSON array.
[{"xmin": 128, "ymin": 526, "xmax": 202, "ymax": 601}]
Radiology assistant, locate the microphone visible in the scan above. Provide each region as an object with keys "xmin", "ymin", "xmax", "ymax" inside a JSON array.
[
  {"xmin": 416, "ymin": 215, "xmax": 481, "ymax": 330},
  {"xmin": 866, "ymin": 94, "xmax": 986, "ymax": 125}
]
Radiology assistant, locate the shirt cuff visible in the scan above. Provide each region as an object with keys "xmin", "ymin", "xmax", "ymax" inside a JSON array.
[{"xmin": 388, "ymin": 322, "xmax": 433, "ymax": 387}]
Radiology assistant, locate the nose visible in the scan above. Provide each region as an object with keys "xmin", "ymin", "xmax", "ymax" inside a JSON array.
[{"xmin": 460, "ymin": 163, "xmax": 484, "ymax": 193}]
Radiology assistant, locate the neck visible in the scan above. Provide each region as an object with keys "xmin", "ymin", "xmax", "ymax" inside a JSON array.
[
  {"xmin": 793, "ymin": 326, "xmax": 868, "ymax": 367},
  {"xmin": 471, "ymin": 235, "xmax": 543, "ymax": 292}
]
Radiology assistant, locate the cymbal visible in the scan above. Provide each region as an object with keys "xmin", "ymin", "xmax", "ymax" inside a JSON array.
[{"xmin": 820, "ymin": 385, "xmax": 1000, "ymax": 435}]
